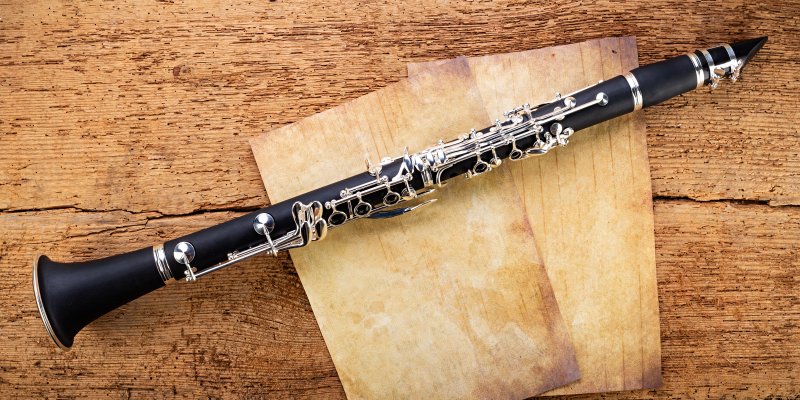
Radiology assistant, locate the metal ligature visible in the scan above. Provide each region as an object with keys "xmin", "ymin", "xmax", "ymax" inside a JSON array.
[{"xmin": 33, "ymin": 37, "xmax": 768, "ymax": 349}]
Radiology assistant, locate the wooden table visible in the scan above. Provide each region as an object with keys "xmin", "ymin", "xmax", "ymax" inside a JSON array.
[{"xmin": 1, "ymin": 1, "xmax": 797, "ymax": 398}]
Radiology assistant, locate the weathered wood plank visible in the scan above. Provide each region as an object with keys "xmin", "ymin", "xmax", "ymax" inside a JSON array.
[
  {"xmin": 1, "ymin": 201, "xmax": 797, "ymax": 398},
  {"xmin": 0, "ymin": 1, "xmax": 798, "ymax": 215},
  {"xmin": 651, "ymin": 200, "xmax": 800, "ymax": 398}
]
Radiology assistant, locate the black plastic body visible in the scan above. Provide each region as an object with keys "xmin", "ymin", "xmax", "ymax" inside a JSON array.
[{"xmin": 33, "ymin": 37, "xmax": 767, "ymax": 348}]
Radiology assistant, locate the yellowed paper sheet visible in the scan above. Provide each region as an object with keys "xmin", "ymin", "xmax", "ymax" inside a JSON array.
[
  {"xmin": 251, "ymin": 59, "xmax": 579, "ymax": 399},
  {"xmin": 408, "ymin": 37, "xmax": 662, "ymax": 395}
]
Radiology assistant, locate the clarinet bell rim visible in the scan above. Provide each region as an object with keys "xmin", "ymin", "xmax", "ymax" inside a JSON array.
[{"xmin": 32, "ymin": 254, "xmax": 70, "ymax": 350}]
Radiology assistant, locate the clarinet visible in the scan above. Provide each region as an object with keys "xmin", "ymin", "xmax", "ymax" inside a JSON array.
[{"xmin": 34, "ymin": 37, "xmax": 768, "ymax": 349}]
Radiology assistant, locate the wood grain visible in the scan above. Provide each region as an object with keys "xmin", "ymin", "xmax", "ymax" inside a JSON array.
[
  {"xmin": 251, "ymin": 59, "xmax": 579, "ymax": 399},
  {"xmin": 1, "ymin": 1, "xmax": 798, "ymax": 214},
  {"xmin": 1, "ymin": 201, "xmax": 797, "ymax": 398},
  {"xmin": 409, "ymin": 37, "xmax": 662, "ymax": 396},
  {"xmin": 0, "ymin": 0, "xmax": 798, "ymax": 398}
]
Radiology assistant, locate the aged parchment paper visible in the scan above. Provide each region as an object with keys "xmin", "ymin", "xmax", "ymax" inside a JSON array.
[
  {"xmin": 409, "ymin": 37, "xmax": 662, "ymax": 395},
  {"xmin": 251, "ymin": 59, "xmax": 579, "ymax": 399}
]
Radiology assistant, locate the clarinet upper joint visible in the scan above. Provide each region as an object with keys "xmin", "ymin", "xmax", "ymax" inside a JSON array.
[{"xmin": 407, "ymin": 86, "xmax": 609, "ymax": 185}]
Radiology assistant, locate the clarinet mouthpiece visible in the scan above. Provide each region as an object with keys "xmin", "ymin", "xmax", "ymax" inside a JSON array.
[{"xmin": 730, "ymin": 36, "xmax": 768, "ymax": 71}]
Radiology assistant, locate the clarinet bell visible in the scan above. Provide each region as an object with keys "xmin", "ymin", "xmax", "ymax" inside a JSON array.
[{"xmin": 32, "ymin": 248, "xmax": 166, "ymax": 349}]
